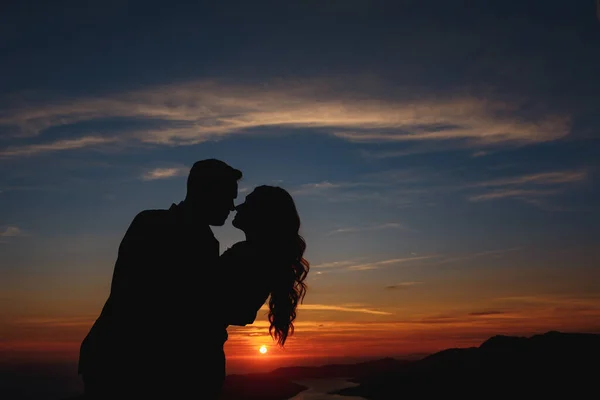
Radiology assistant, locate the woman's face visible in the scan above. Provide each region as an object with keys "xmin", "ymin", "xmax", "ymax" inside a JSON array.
[{"xmin": 232, "ymin": 186, "xmax": 295, "ymax": 237}]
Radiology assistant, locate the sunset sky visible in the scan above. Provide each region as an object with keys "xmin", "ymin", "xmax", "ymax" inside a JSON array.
[{"xmin": 1, "ymin": 0, "xmax": 600, "ymax": 375}]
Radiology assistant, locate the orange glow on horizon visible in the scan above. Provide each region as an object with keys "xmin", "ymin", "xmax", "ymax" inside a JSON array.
[{"xmin": 3, "ymin": 292, "xmax": 600, "ymax": 371}]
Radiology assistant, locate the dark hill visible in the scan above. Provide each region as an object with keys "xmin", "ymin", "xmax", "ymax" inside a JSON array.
[
  {"xmin": 60, "ymin": 331, "xmax": 600, "ymax": 400},
  {"xmin": 336, "ymin": 331, "xmax": 600, "ymax": 399}
]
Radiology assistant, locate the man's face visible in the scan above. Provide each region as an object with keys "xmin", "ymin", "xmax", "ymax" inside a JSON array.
[{"xmin": 205, "ymin": 181, "xmax": 238, "ymax": 226}]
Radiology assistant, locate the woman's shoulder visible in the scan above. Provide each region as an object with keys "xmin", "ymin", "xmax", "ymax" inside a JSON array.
[
  {"xmin": 224, "ymin": 240, "xmax": 250, "ymax": 251},
  {"xmin": 221, "ymin": 241, "xmax": 255, "ymax": 258},
  {"xmin": 222, "ymin": 240, "xmax": 281, "ymax": 263}
]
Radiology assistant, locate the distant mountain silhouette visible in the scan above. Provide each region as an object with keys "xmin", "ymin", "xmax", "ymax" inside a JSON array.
[
  {"xmin": 335, "ymin": 331, "xmax": 600, "ymax": 399},
  {"xmin": 59, "ymin": 331, "xmax": 600, "ymax": 400}
]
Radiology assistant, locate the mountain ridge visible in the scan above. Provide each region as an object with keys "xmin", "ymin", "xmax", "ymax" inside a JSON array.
[
  {"xmin": 58, "ymin": 330, "xmax": 600, "ymax": 399},
  {"xmin": 334, "ymin": 330, "xmax": 600, "ymax": 399}
]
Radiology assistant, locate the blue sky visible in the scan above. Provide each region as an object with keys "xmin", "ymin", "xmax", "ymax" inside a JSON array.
[{"xmin": 1, "ymin": 0, "xmax": 599, "ymax": 365}]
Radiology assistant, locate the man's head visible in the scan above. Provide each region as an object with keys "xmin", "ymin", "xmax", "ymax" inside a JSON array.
[{"xmin": 184, "ymin": 159, "xmax": 242, "ymax": 226}]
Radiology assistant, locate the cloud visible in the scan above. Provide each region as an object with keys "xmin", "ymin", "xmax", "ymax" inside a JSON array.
[
  {"xmin": 466, "ymin": 169, "xmax": 587, "ymax": 204},
  {"xmin": 492, "ymin": 294, "xmax": 600, "ymax": 308},
  {"xmin": 290, "ymin": 177, "xmax": 420, "ymax": 207},
  {"xmin": 327, "ymin": 222, "xmax": 406, "ymax": 235},
  {"xmin": 385, "ymin": 282, "xmax": 422, "ymax": 290},
  {"xmin": 316, "ymin": 248, "xmax": 524, "ymax": 273},
  {"xmin": 330, "ymin": 106, "xmax": 568, "ymax": 144},
  {"xmin": 468, "ymin": 310, "xmax": 507, "ymax": 316},
  {"xmin": 14, "ymin": 316, "xmax": 93, "ymax": 328},
  {"xmin": 297, "ymin": 304, "xmax": 392, "ymax": 315},
  {"xmin": 291, "ymin": 181, "xmax": 367, "ymax": 196},
  {"xmin": 468, "ymin": 188, "xmax": 558, "ymax": 202},
  {"xmin": 428, "ymin": 247, "xmax": 522, "ymax": 266},
  {"xmin": 257, "ymin": 302, "xmax": 392, "ymax": 315},
  {"xmin": 141, "ymin": 166, "xmax": 188, "ymax": 181},
  {"xmin": 290, "ymin": 180, "xmax": 411, "ymax": 206},
  {"xmin": 0, "ymin": 136, "xmax": 118, "ymax": 157},
  {"xmin": 347, "ymin": 255, "xmax": 438, "ymax": 271},
  {"xmin": 312, "ymin": 260, "xmax": 362, "ymax": 270},
  {"xmin": 291, "ymin": 167, "xmax": 588, "ymax": 211},
  {"xmin": 0, "ymin": 226, "xmax": 26, "ymax": 237},
  {"xmin": 472, "ymin": 170, "xmax": 587, "ymax": 188},
  {"xmin": 0, "ymin": 79, "xmax": 570, "ymax": 158},
  {"xmin": 360, "ymin": 141, "xmax": 472, "ymax": 159}
]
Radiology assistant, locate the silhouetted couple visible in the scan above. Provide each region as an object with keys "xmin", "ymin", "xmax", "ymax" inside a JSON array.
[{"xmin": 78, "ymin": 159, "xmax": 310, "ymax": 399}]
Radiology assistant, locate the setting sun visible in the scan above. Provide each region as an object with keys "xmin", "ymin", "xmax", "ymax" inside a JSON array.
[{"xmin": 259, "ymin": 345, "xmax": 268, "ymax": 354}]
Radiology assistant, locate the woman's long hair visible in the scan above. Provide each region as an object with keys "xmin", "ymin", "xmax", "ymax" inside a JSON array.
[
  {"xmin": 250, "ymin": 186, "xmax": 310, "ymax": 347},
  {"xmin": 268, "ymin": 234, "xmax": 309, "ymax": 347}
]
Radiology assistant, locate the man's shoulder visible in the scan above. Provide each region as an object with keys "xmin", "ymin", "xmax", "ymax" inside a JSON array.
[
  {"xmin": 129, "ymin": 208, "xmax": 173, "ymax": 231},
  {"xmin": 134, "ymin": 208, "xmax": 170, "ymax": 220}
]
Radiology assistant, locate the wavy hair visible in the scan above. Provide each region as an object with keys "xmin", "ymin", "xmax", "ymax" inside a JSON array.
[{"xmin": 249, "ymin": 185, "xmax": 310, "ymax": 347}]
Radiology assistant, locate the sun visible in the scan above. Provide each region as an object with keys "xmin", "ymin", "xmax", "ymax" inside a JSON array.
[{"xmin": 259, "ymin": 345, "xmax": 268, "ymax": 354}]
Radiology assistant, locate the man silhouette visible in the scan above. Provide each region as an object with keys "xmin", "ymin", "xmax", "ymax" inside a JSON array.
[{"xmin": 78, "ymin": 158, "xmax": 242, "ymax": 399}]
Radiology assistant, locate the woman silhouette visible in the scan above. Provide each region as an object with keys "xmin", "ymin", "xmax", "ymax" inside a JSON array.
[{"xmin": 207, "ymin": 185, "xmax": 310, "ymax": 398}]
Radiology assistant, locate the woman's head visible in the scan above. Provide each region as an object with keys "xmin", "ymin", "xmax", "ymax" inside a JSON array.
[
  {"xmin": 233, "ymin": 185, "xmax": 309, "ymax": 347},
  {"xmin": 232, "ymin": 185, "xmax": 300, "ymax": 240}
]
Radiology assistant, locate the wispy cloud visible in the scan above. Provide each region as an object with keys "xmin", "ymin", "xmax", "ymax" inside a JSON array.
[
  {"xmin": 347, "ymin": 255, "xmax": 438, "ymax": 271},
  {"xmin": 141, "ymin": 166, "xmax": 188, "ymax": 181},
  {"xmin": 428, "ymin": 247, "xmax": 522, "ymax": 266},
  {"xmin": 0, "ymin": 225, "xmax": 26, "ymax": 237},
  {"xmin": 311, "ymin": 256, "xmax": 434, "ymax": 272},
  {"xmin": 316, "ymin": 249, "xmax": 521, "ymax": 272},
  {"xmin": 466, "ymin": 169, "xmax": 587, "ymax": 205},
  {"xmin": 290, "ymin": 177, "xmax": 420, "ymax": 207},
  {"xmin": 257, "ymin": 302, "xmax": 392, "ymax": 315},
  {"xmin": 327, "ymin": 222, "xmax": 406, "ymax": 236},
  {"xmin": 297, "ymin": 304, "xmax": 393, "ymax": 315},
  {"xmin": 290, "ymin": 181, "xmax": 368, "ymax": 196},
  {"xmin": 0, "ymin": 136, "xmax": 118, "ymax": 157},
  {"xmin": 469, "ymin": 310, "xmax": 507, "ymax": 316},
  {"xmin": 312, "ymin": 260, "xmax": 362, "ymax": 270},
  {"xmin": 472, "ymin": 170, "xmax": 587, "ymax": 188},
  {"xmin": 358, "ymin": 168, "xmax": 422, "ymax": 184},
  {"xmin": 14, "ymin": 316, "xmax": 93, "ymax": 328},
  {"xmin": 468, "ymin": 189, "xmax": 558, "ymax": 202},
  {"xmin": 0, "ymin": 79, "xmax": 570, "ymax": 158},
  {"xmin": 359, "ymin": 141, "xmax": 471, "ymax": 159},
  {"xmin": 385, "ymin": 282, "xmax": 422, "ymax": 290},
  {"xmin": 291, "ymin": 167, "xmax": 588, "ymax": 211},
  {"xmin": 492, "ymin": 294, "xmax": 600, "ymax": 307}
]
